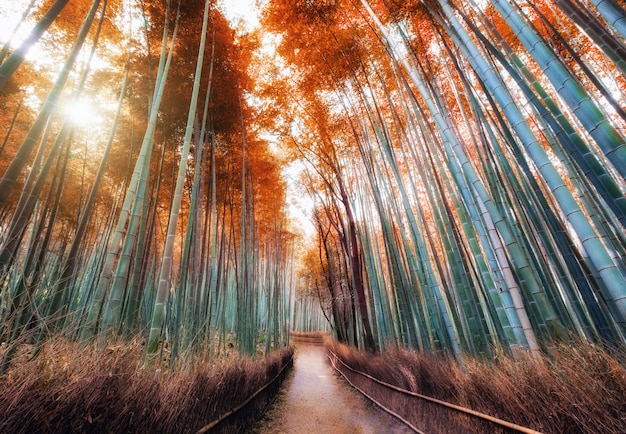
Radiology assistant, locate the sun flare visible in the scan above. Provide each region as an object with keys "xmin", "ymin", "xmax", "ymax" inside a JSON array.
[{"xmin": 63, "ymin": 99, "xmax": 96, "ymax": 127}]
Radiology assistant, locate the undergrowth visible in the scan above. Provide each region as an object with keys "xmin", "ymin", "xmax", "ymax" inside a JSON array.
[
  {"xmin": 0, "ymin": 337, "xmax": 293, "ymax": 433},
  {"xmin": 329, "ymin": 340, "xmax": 626, "ymax": 433}
]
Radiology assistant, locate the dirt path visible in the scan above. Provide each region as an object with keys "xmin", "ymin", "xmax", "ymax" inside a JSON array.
[{"xmin": 252, "ymin": 343, "xmax": 413, "ymax": 433}]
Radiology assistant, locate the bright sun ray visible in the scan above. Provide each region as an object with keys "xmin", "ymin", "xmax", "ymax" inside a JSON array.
[{"xmin": 63, "ymin": 99, "xmax": 96, "ymax": 127}]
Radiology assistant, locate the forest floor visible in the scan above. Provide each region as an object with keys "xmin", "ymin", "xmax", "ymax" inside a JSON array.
[{"xmin": 251, "ymin": 341, "xmax": 413, "ymax": 434}]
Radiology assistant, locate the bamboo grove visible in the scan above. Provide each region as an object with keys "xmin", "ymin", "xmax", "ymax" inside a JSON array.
[
  {"xmin": 0, "ymin": 0, "xmax": 295, "ymax": 368},
  {"xmin": 1, "ymin": 0, "xmax": 626, "ymax": 367},
  {"xmin": 262, "ymin": 0, "xmax": 626, "ymax": 357}
]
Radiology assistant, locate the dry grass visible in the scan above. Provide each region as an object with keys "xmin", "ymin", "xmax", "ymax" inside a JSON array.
[
  {"xmin": 328, "ymin": 340, "xmax": 626, "ymax": 433},
  {"xmin": 0, "ymin": 337, "xmax": 293, "ymax": 433}
]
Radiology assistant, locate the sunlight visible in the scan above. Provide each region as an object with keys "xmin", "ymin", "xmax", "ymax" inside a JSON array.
[
  {"xmin": 220, "ymin": 0, "xmax": 260, "ymax": 30},
  {"xmin": 0, "ymin": 1, "xmax": 52, "ymax": 65},
  {"xmin": 0, "ymin": 2, "xmax": 32, "ymax": 50},
  {"xmin": 62, "ymin": 98, "xmax": 96, "ymax": 127}
]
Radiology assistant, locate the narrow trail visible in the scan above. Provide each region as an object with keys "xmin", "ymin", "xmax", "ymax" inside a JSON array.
[{"xmin": 252, "ymin": 342, "xmax": 413, "ymax": 433}]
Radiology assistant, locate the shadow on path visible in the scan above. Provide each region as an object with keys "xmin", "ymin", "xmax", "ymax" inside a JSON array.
[{"xmin": 252, "ymin": 343, "xmax": 413, "ymax": 433}]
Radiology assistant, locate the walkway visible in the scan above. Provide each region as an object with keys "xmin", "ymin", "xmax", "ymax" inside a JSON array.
[{"xmin": 252, "ymin": 342, "xmax": 413, "ymax": 433}]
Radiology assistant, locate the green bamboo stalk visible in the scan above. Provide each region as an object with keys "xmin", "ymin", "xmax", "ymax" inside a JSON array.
[
  {"xmin": 82, "ymin": 1, "xmax": 179, "ymax": 342},
  {"xmin": 438, "ymin": 0, "xmax": 626, "ymax": 334},
  {"xmin": 146, "ymin": 0, "xmax": 211, "ymax": 359},
  {"xmin": 491, "ymin": 0, "xmax": 626, "ymax": 179}
]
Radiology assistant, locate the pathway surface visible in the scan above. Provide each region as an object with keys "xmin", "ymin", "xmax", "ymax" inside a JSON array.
[{"xmin": 252, "ymin": 343, "xmax": 413, "ymax": 433}]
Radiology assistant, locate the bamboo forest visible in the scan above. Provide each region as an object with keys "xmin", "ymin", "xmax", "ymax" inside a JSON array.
[{"xmin": 1, "ymin": 0, "xmax": 626, "ymax": 432}]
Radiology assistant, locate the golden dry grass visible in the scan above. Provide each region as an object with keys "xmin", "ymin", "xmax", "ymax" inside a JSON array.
[
  {"xmin": 0, "ymin": 337, "xmax": 293, "ymax": 433},
  {"xmin": 328, "ymin": 340, "xmax": 626, "ymax": 433}
]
